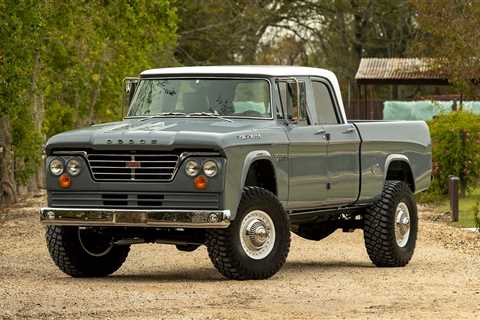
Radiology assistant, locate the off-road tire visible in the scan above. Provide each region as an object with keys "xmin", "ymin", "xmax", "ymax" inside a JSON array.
[
  {"xmin": 206, "ymin": 187, "xmax": 290, "ymax": 280},
  {"xmin": 46, "ymin": 226, "xmax": 130, "ymax": 277},
  {"xmin": 364, "ymin": 180, "xmax": 417, "ymax": 267}
]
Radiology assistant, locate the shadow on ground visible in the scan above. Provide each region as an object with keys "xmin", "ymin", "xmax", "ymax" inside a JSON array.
[{"xmin": 51, "ymin": 260, "xmax": 375, "ymax": 284}]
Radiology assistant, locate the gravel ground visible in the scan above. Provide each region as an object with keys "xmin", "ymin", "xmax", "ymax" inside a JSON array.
[{"xmin": 1, "ymin": 198, "xmax": 480, "ymax": 320}]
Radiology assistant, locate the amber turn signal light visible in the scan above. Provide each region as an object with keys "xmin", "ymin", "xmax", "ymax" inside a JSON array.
[
  {"xmin": 58, "ymin": 174, "xmax": 71, "ymax": 189},
  {"xmin": 194, "ymin": 175, "xmax": 208, "ymax": 190}
]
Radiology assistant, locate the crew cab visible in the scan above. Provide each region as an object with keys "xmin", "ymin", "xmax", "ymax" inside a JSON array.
[{"xmin": 40, "ymin": 66, "xmax": 432, "ymax": 280}]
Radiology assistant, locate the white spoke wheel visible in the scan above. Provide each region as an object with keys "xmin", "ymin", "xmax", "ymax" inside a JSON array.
[
  {"xmin": 239, "ymin": 210, "xmax": 276, "ymax": 260},
  {"xmin": 364, "ymin": 180, "xmax": 418, "ymax": 267},
  {"xmin": 206, "ymin": 187, "xmax": 290, "ymax": 280}
]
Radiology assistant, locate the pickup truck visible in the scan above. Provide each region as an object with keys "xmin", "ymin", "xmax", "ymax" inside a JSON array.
[{"xmin": 40, "ymin": 66, "xmax": 432, "ymax": 280}]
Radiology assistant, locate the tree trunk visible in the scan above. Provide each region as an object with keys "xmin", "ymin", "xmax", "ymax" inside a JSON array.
[
  {"xmin": 29, "ymin": 50, "xmax": 45, "ymax": 194},
  {"xmin": 0, "ymin": 117, "xmax": 17, "ymax": 206}
]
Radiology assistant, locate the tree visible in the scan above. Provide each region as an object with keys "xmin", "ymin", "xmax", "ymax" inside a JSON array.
[
  {"xmin": 410, "ymin": 0, "xmax": 480, "ymax": 96},
  {"xmin": 0, "ymin": 0, "xmax": 178, "ymax": 201},
  {"xmin": 0, "ymin": 0, "xmax": 43, "ymax": 189},
  {"xmin": 256, "ymin": 35, "xmax": 308, "ymax": 65},
  {"xmin": 175, "ymin": 0, "xmax": 317, "ymax": 65},
  {"xmin": 306, "ymin": 0, "xmax": 416, "ymax": 83}
]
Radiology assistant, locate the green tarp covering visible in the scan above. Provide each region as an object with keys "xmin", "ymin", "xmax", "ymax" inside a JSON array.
[{"xmin": 383, "ymin": 101, "xmax": 480, "ymax": 121}]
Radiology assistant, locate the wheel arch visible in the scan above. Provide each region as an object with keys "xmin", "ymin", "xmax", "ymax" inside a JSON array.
[
  {"xmin": 240, "ymin": 150, "xmax": 278, "ymax": 196},
  {"xmin": 384, "ymin": 154, "xmax": 415, "ymax": 192}
]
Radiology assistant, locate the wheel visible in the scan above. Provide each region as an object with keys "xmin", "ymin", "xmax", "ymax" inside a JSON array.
[
  {"xmin": 293, "ymin": 222, "xmax": 337, "ymax": 241},
  {"xmin": 363, "ymin": 180, "xmax": 418, "ymax": 267},
  {"xmin": 206, "ymin": 187, "xmax": 290, "ymax": 280},
  {"xmin": 176, "ymin": 244, "xmax": 200, "ymax": 252},
  {"xmin": 46, "ymin": 226, "xmax": 130, "ymax": 277}
]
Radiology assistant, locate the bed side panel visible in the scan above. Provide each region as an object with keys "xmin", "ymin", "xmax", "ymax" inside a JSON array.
[{"xmin": 353, "ymin": 121, "xmax": 432, "ymax": 202}]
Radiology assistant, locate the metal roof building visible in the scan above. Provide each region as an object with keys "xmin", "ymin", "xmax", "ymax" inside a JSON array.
[{"xmin": 355, "ymin": 58, "xmax": 448, "ymax": 85}]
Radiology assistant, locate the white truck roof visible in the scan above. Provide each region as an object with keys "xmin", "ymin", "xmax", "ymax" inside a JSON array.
[{"xmin": 140, "ymin": 66, "xmax": 347, "ymax": 122}]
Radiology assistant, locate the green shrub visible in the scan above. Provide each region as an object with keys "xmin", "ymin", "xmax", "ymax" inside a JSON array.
[
  {"xmin": 474, "ymin": 201, "xmax": 480, "ymax": 230},
  {"xmin": 428, "ymin": 111, "xmax": 480, "ymax": 197}
]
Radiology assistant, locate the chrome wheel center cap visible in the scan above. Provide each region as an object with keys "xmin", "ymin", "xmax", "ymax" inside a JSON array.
[
  {"xmin": 247, "ymin": 220, "xmax": 269, "ymax": 247},
  {"xmin": 395, "ymin": 202, "xmax": 411, "ymax": 247}
]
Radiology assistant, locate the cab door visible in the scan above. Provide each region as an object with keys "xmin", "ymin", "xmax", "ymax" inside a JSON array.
[
  {"xmin": 278, "ymin": 78, "xmax": 329, "ymax": 209},
  {"xmin": 310, "ymin": 78, "xmax": 360, "ymax": 205}
]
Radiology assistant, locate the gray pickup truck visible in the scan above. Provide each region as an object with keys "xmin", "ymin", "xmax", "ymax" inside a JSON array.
[{"xmin": 41, "ymin": 66, "xmax": 431, "ymax": 280}]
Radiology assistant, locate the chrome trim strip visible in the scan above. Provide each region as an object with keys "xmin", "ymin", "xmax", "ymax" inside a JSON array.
[
  {"xmin": 53, "ymin": 151, "xmax": 88, "ymax": 156},
  {"xmin": 40, "ymin": 207, "xmax": 231, "ymax": 228}
]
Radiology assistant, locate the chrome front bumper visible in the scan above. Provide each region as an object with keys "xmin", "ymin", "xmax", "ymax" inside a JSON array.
[{"xmin": 40, "ymin": 208, "xmax": 231, "ymax": 228}]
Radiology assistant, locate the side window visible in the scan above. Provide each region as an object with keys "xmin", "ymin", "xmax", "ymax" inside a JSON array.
[
  {"xmin": 312, "ymin": 81, "xmax": 339, "ymax": 124},
  {"xmin": 277, "ymin": 80, "xmax": 309, "ymax": 124}
]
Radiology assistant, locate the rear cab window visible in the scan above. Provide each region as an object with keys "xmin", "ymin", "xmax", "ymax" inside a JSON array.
[{"xmin": 310, "ymin": 79, "xmax": 341, "ymax": 125}]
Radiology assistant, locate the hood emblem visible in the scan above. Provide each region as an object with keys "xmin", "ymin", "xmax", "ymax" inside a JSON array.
[{"xmin": 126, "ymin": 161, "xmax": 141, "ymax": 168}]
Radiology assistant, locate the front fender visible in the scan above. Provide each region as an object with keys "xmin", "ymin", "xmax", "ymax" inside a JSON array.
[{"xmin": 223, "ymin": 148, "xmax": 287, "ymax": 221}]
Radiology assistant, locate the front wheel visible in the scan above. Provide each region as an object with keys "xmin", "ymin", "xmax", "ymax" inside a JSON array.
[
  {"xmin": 46, "ymin": 226, "xmax": 130, "ymax": 277},
  {"xmin": 206, "ymin": 187, "xmax": 290, "ymax": 280},
  {"xmin": 363, "ymin": 180, "xmax": 418, "ymax": 267}
]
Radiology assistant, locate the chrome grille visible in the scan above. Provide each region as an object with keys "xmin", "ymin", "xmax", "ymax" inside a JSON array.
[{"xmin": 87, "ymin": 152, "xmax": 179, "ymax": 181}]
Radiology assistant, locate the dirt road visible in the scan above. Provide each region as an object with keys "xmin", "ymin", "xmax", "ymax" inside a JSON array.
[{"xmin": 1, "ymin": 199, "xmax": 480, "ymax": 319}]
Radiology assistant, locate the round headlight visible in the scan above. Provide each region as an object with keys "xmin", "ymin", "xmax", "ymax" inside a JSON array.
[
  {"xmin": 67, "ymin": 159, "xmax": 82, "ymax": 176},
  {"xmin": 185, "ymin": 160, "xmax": 200, "ymax": 177},
  {"xmin": 49, "ymin": 158, "xmax": 64, "ymax": 176},
  {"xmin": 203, "ymin": 160, "xmax": 218, "ymax": 177}
]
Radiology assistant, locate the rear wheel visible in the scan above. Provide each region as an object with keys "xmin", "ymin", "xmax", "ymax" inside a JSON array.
[
  {"xmin": 363, "ymin": 180, "xmax": 417, "ymax": 267},
  {"xmin": 46, "ymin": 226, "xmax": 130, "ymax": 277},
  {"xmin": 206, "ymin": 187, "xmax": 290, "ymax": 280}
]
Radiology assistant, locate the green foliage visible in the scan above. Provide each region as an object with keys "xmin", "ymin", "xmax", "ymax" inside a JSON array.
[
  {"xmin": 0, "ymin": 0, "xmax": 177, "ymax": 186},
  {"xmin": 0, "ymin": 0, "xmax": 44, "ymax": 182},
  {"xmin": 474, "ymin": 201, "xmax": 480, "ymax": 230},
  {"xmin": 428, "ymin": 111, "xmax": 480, "ymax": 196},
  {"xmin": 42, "ymin": 102, "xmax": 75, "ymax": 138},
  {"xmin": 308, "ymin": 0, "xmax": 416, "ymax": 82},
  {"xmin": 176, "ymin": 1, "xmax": 317, "ymax": 65},
  {"xmin": 411, "ymin": 0, "xmax": 480, "ymax": 96}
]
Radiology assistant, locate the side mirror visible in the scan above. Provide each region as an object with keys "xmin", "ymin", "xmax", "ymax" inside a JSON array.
[{"xmin": 123, "ymin": 77, "xmax": 139, "ymax": 117}]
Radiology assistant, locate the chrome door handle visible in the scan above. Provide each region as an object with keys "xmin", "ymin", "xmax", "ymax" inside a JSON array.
[
  {"xmin": 315, "ymin": 129, "xmax": 326, "ymax": 135},
  {"xmin": 342, "ymin": 127, "xmax": 355, "ymax": 134}
]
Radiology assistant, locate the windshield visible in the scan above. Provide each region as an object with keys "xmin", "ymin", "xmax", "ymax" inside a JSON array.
[{"xmin": 127, "ymin": 79, "xmax": 271, "ymax": 118}]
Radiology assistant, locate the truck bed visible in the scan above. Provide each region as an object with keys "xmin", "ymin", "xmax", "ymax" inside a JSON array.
[{"xmin": 352, "ymin": 120, "xmax": 432, "ymax": 202}]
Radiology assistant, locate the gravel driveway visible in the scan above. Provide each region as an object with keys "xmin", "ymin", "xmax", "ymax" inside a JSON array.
[{"xmin": 1, "ymin": 199, "xmax": 479, "ymax": 319}]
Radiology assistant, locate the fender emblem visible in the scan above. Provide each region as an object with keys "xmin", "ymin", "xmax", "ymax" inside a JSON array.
[{"xmin": 237, "ymin": 133, "xmax": 262, "ymax": 140}]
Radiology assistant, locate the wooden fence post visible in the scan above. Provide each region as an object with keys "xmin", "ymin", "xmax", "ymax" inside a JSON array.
[{"xmin": 449, "ymin": 176, "xmax": 459, "ymax": 222}]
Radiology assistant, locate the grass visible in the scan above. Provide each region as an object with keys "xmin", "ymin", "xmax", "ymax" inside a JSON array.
[{"xmin": 419, "ymin": 187, "xmax": 480, "ymax": 228}]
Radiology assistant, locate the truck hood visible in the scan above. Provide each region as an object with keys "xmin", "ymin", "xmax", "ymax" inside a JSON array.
[{"xmin": 45, "ymin": 117, "xmax": 282, "ymax": 153}]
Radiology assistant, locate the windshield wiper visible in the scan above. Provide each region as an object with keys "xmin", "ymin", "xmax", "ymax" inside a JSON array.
[{"xmin": 187, "ymin": 111, "xmax": 233, "ymax": 122}]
